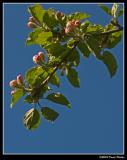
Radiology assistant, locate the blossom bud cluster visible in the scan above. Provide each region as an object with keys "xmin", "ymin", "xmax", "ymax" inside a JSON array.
[
  {"xmin": 9, "ymin": 74, "xmax": 24, "ymax": 95},
  {"xmin": 33, "ymin": 52, "xmax": 45, "ymax": 64},
  {"xmin": 64, "ymin": 20, "xmax": 81, "ymax": 34}
]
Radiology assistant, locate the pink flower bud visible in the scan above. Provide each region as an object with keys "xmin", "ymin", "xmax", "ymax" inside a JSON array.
[
  {"xmin": 33, "ymin": 55, "xmax": 40, "ymax": 64},
  {"xmin": 64, "ymin": 28, "xmax": 70, "ymax": 34},
  {"xmin": 11, "ymin": 90, "xmax": 16, "ymax": 95},
  {"xmin": 60, "ymin": 12, "xmax": 64, "ymax": 17},
  {"xmin": 27, "ymin": 21, "xmax": 36, "ymax": 28},
  {"xmin": 17, "ymin": 74, "xmax": 23, "ymax": 85},
  {"xmin": 9, "ymin": 80, "xmax": 17, "ymax": 88},
  {"xmin": 74, "ymin": 20, "xmax": 80, "ymax": 27},
  {"xmin": 38, "ymin": 52, "xmax": 45, "ymax": 61},
  {"xmin": 66, "ymin": 21, "xmax": 73, "ymax": 28},
  {"xmin": 29, "ymin": 16, "xmax": 34, "ymax": 22}
]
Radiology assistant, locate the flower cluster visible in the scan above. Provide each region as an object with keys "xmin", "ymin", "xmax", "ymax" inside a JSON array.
[
  {"xmin": 9, "ymin": 74, "xmax": 24, "ymax": 95},
  {"xmin": 64, "ymin": 20, "xmax": 81, "ymax": 34},
  {"xmin": 27, "ymin": 16, "xmax": 37, "ymax": 28},
  {"xmin": 33, "ymin": 52, "xmax": 45, "ymax": 64}
]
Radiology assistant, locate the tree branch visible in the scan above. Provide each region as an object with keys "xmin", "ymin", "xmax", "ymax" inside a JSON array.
[{"xmin": 40, "ymin": 42, "xmax": 78, "ymax": 89}]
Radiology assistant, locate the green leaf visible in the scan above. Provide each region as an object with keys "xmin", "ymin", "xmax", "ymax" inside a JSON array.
[
  {"xmin": 43, "ymin": 9, "xmax": 58, "ymax": 29},
  {"xmin": 45, "ymin": 43, "xmax": 66, "ymax": 57},
  {"xmin": 41, "ymin": 107, "xmax": 59, "ymax": 122},
  {"xmin": 10, "ymin": 89, "xmax": 25, "ymax": 108},
  {"xmin": 118, "ymin": 8, "xmax": 123, "ymax": 17},
  {"xmin": 66, "ymin": 68, "xmax": 80, "ymax": 87},
  {"xmin": 98, "ymin": 4, "xmax": 112, "ymax": 16},
  {"xmin": 85, "ymin": 24, "xmax": 104, "ymax": 33},
  {"xmin": 46, "ymin": 92, "xmax": 71, "ymax": 108},
  {"xmin": 67, "ymin": 49, "xmax": 80, "ymax": 66},
  {"xmin": 107, "ymin": 31, "xmax": 122, "ymax": 49},
  {"xmin": 78, "ymin": 41, "xmax": 90, "ymax": 58},
  {"xmin": 26, "ymin": 29, "xmax": 52, "ymax": 46},
  {"xmin": 68, "ymin": 12, "xmax": 90, "ymax": 20},
  {"xmin": 80, "ymin": 20, "xmax": 90, "ymax": 32},
  {"xmin": 26, "ymin": 28, "xmax": 42, "ymax": 46},
  {"xmin": 35, "ymin": 31, "xmax": 53, "ymax": 45},
  {"xmin": 49, "ymin": 73, "xmax": 60, "ymax": 87},
  {"xmin": 23, "ymin": 108, "xmax": 41, "ymax": 130},
  {"xmin": 25, "ymin": 67, "xmax": 48, "ymax": 87},
  {"xmin": 101, "ymin": 51, "xmax": 117, "ymax": 77},
  {"xmin": 24, "ymin": 95, "xmax": 33, "ymax": 104},
  {"xmin": 28, "ymin": 4, "xmax": 45, "ymax": 24},
  {"xmin": 85, "ymin": 35, "xmax": 102, "ymax": 59},
  {"xmin": 67, "ymin": 39, "xmax": 77, "ymax": 49}
]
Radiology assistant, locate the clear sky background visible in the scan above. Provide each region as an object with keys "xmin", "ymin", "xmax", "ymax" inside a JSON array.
[{"xmin": 3, "ymin": 3, "xmax": 124, "ymax": 154}]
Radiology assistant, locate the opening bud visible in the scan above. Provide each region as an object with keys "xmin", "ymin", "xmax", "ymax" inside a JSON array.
[
  {"xmin": 17, "ymin": 74, "xmax": 23, "ymax": 85},
  {"xmin": 27, "ymin": 21, "xmax": 37, "ymax": 28},
  {"xmin": 11, "ymin": 90, "xmax": 16, "ymax": 95},
  {"xmin": 38, "ymin": 52, "xmax": 45, "ymax": 61},
  {"xmin": 9, "ymin": 80, "xmax": 17, "ymax": 88}
]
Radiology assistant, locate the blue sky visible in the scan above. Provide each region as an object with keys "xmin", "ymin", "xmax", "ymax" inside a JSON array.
[{"xmin": 3, "ymin": 3, "xmax": 124, "ymax": 154}]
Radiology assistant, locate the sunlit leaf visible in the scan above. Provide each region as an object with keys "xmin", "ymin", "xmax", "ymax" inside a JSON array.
[
  {"xmin": 26, "ymin": 29, "xmax": 52, "ymax": 46},
  {"xmin": 28, "ymin": 4, "xmax": 45, "ymax": 24},
  {"xmin": 10, "ymin": 89, "xmax": 25, "ymax": 108},
  {"xmin": 25, "ymin": 67, "xmax": 48, "ymax": 87},
  {"xmin": 68, "ymin": 12, "xmax": 90, "ymax": 20},
  {"xmin": 23, "ymin": 108, "xmax": 41, "ymax": 130}
]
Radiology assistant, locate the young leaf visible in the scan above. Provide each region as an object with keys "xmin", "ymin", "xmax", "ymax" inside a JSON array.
[
  {"xmin": 46, "ymin": 92, "xmax": 71, "ymax": 108},
  {"xmin": 98, "ymin": 4, "xmax": 112, "ymax": 16},
  {"xmin": 111, "ymin": 3, "xmax": 119, "ymax": 18},
  {"xmin": 26, "ymin": 28, "xmax": 42, "ymax": 46},
  {"xmin": 35, "ymin": 31, "xmax": 53, "ymax": 45},
  {"xmin": 26, "ymin": 29, "xmax": 52, "ymax": 46},
  {"xmin": 68, "ymin": 12, "xmax": 90, "ymax": 20},
  {"xmin": 78, "ymin": 41, "xmax": 90, "ymax": 58},
  {"xmin": 66, "ymin": 68, "xmax": 80, "ymax": 87},
  {"xmin": 101, "ymin": 51, "xmax": 117, "ymax": 77},
  {"xmin": 25, "ymin": 67, "xmax": 48, "ymax": 87},
  {"xmin": 41, "ymin": 107, "xmax": 59, "ymax": 122},
  {"xmin": 10, "ymin": 89, "xmax": 25, "ymax": 108},
  {"xmin": 23, "ymin": 108, "xmax": 41, "ymax": 130},
  {"xmin": 28, "ymin": 4, "xmax": 45, "ymax": 24},
  {"xmin": 45, "ymin": 43, "xmax": 66, "ymax": 57}
]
